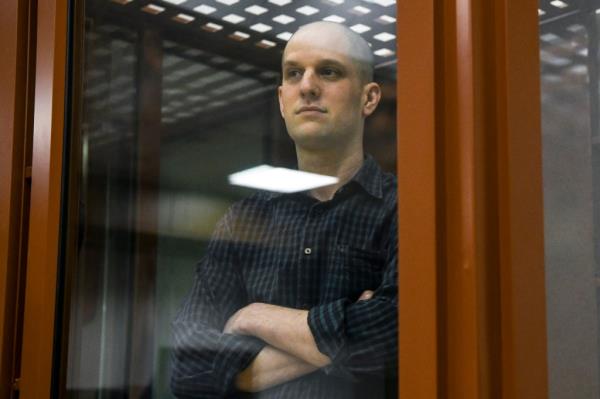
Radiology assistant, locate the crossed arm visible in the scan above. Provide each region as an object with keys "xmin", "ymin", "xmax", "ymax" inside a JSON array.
[{"xmin": 224, "ymin": 290, "xmax": 375, "ymax": 392}]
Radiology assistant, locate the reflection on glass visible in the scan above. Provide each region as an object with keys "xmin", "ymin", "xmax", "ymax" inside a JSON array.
[
  {"xmin": 62, "ymin": 0, "xmax": 397, "ymax": 398},
  {"xmin": 538, "ymin": 0, "xmax": 600, "ymax": 397}
]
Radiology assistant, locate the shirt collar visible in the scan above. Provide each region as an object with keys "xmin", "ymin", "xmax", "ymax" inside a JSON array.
[
  {"xmin": 265, "ymin": 153, "xmax": 384, "ymax": 201},
  {"xmin": 349, "ymin": 154, "xmax": 384, "ymax": 200}
]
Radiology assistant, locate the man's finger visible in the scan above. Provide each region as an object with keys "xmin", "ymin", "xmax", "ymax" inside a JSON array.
[{"xmin": 358, "ymin": 290, "xmax": 374, "ymax": 301}]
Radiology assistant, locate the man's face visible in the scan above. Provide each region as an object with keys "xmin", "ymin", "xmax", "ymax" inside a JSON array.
[{"xmin": 278, "ymin": 28, "xmax": 369, "ymax": 150}]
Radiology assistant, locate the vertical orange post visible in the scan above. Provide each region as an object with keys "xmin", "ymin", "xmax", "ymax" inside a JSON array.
[
  {"xmin": 19, "ymin": 0, "xmax": 68, "ymax": 398},
  {"xmin": 397, "ymin": 1, "xmax": 439, "ymax": 398},
  {"xmin": 398, "ymin": 0, "xmax": 547, "ymax": 398},
  {"xmin": 439, "ymin": 0, "xmax": 547, "ymax": 398},
  {"xmin": 0, "ymin": 0, "xmax": 36, "ymax": 397},
  {"xmin": 495, "ymin": 1, "xmax": 548, "ymax": 397}
]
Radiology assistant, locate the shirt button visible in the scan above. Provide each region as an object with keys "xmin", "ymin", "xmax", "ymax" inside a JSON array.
[{"xmin": 304, "ymin": 248, "xmax": 312, "ymax": 255}]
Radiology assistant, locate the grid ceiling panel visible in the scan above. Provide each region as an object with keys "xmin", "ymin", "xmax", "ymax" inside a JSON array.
[
  {"xmin": 110, "ymin": 0, "xmax": 397, "ymax": 64},
  {"xmin": 538, "ymin": 0, "xmax": 581, "ymax": 22}
]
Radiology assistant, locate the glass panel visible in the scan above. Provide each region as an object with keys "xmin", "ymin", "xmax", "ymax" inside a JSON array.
[
  {"xmin": 61, "ymin": 0, "xmax": 398, "ymax": 398},
  {"xmin": 539, "ymin": 0, "xmax": 600, "ymax": 397}
]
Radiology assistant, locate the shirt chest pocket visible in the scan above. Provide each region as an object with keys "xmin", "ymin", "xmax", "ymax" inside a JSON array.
[{"xmin": 322, "ymin": 244, "xmax": 385, "ymax": 301}]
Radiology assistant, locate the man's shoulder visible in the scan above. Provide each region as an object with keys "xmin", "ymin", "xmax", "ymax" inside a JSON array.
[
  {"xmin": 370, "ymin": 164, "xmax": 397, "ymax": 206},
  {"xmin": 221, "ymin": 191, "xmax": 275, "ymax": 229},
  {"xmin": 229, "ymin": 191, "xmax": 274, "ymax": 212},
  {"xmin": 380, "ymin": 170, "xmax": 397, "ymax": 193}
]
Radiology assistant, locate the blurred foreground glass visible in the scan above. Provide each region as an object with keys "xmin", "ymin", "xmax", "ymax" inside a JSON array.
[
  {"xmin": 538, "ymin": 0, "xmax": 600, "ymax": 397},
  {"xmin": 59, "ymin": 0, "xmax": 398, "ymax": 397}
]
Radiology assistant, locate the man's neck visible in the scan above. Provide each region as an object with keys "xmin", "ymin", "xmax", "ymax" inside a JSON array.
[{"xmin": 296, "ymin": 146, "xmax": 364, "ymax": 202}]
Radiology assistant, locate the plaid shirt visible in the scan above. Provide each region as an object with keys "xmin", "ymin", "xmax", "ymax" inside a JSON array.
[{"xmin": 171, "ymin": 155, "xmax": 398, "ymax": 399}]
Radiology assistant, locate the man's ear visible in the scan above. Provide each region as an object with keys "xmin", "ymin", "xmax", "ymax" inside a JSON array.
[
  {"xmin": 362, "ymin": 82, "xmax": 382, "ymax": 117},
  {"xmin": 278, "ymin": 86, "xmax": 285, "ymax": 118}
]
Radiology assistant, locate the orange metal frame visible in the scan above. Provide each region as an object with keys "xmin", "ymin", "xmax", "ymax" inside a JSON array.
[
  {"xmin": 397, "ymin": 1, "xmax": 439, "ymax": 397},
  {"xmin": 4, "ymin": 0, "xmax": 548, "ymax": 397},
  {"xmin": 18, "ymin": 0, "xmax": 68, "ymax": 398},
  {"xmin": 397, "ymin": 0, "xmax": 547, "ymax": 398}
]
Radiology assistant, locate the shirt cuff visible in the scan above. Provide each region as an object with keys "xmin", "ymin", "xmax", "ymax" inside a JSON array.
[{"xmin": 211, "ymin": 333, "xmax": 266, "ymax": 396}]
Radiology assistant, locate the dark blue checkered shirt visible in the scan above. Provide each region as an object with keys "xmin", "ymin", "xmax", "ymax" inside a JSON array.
[{"xmin": 171, "ymin": 155, "xmax": 398, "ymax": 398}]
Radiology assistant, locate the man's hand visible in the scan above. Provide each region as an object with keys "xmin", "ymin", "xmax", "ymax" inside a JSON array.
[{"xmin": 358, "ymin": 290, "xmax": 374, "ymax": 301}]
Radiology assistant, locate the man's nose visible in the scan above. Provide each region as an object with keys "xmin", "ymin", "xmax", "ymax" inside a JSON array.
[{"xmin": 299, "ymin": 70, "xmax": 320, "ymax": 99}]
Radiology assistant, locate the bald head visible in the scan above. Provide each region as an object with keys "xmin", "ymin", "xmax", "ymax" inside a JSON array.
[{"xmin": 283, "ymin": 22, "xmax": 375, "ymax": 84}]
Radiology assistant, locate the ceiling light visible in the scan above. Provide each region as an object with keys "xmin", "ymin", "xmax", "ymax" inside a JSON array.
[
  {"xmin": 202, "ymin": 22, "xmax": 223, "ymax": 32},
  {"xmin": 540, "ymin": 33, "xmax": 560, "ymax": 42},
  {"xmin": 374, "ymin": 48, "xmax": 395, "ymax": 57},
  {"xmin": 352, "ymin": 6, "xmax": 371, "ymax": 15},
  {"xmin": 216, "ymin": 0, "xmax": 239, "ymax": 5},
  {"xmin": 261, "ymin": 71, "xmax": 278, "ymax": 78},
  {"xmin": 172, "ymin": 13, "xmax": 194, "ymax": 23},
  {"xmin": 142, "ymin": 4, "xmax": 165, "ymax": 14},
  {"xmin": 229, "ymin": 31, "xmax": 250, "ymax": 41},
  {"xmin": 256, "ymin": 39, "xmax": 277, "ymax": 48},
  {"xmin": 210, "ymin": 56, "xmax": 229, "ymax": 64},
  {"xmin": 189, "ymin": 95, "xmax": 208, "ymax": 102},
  {"xmin": 246, "ymin": 5, "xmax": 269, "ymax": 15},
  {"xmin": 162, "ymin": 0, "xmax": 187, "ymax": 4},
  {"xmin": 350, "ymin": 24, "xmax": 371, "ymax": 33},
  {"xmin": 273, "ymin": 14, "xmax": 295, "ymax": 24},
  {"xmin": 222, "ymin": 14, "xmax": 245, "ymax": 23},
  {"xmin": 373, "ymin": 32, "xmax": 395, "ymax": 42},
  {"xmin": 542, "ymin": 55, "xmax": 571, "ymax": 67},
  {"xmin": 567, "ymin": 24, "xmax": 584, "ymax": 32},
  {"xmin": 194, "ymin": 4, "xmax": 216, "ymax": 14},
  {"xmin": 228, "ymin": 165, "xmax": 339, "ymax": 193},
  {"xmin": 250, "ymin": 23, "xmax": 272, "ymax": 32},
  {"xmin": 550, "ymin": 0, "xmax": 568, "ymax": 8},
  {"xmin": 568, "ymin": 64, "xmax": 587, "ymax": 75},
  {"xmin": 325, "ymin": 0, "xmax": 344, "ymax": 4},
  {"xmin": 362, "ymin": 0, "xmax": 395, "ymax": 6},
  {"xmin": 296, "ymin": 6, "xmax": 319, "ymax": 16},
  {"xmin": 236, "ymin": 63, "xmax": 254, "ymax": 71},
  {"xmin": 269, "ymin": 0, "xmax": 292, "ymax": 5},
  {"xmin": 376, "ymin": 15, "xmax": 396, "ymax": 24},
  {"xmin": 323, "ymin": 15, "xmax": 345, "ymax": 23},
  {"xmin": 277, "ymin": 31, "xmax": 293, "ymax": 41},
  {"xmin": 538, "ymin": 9, "xmax": 545, "ymax": 16}
]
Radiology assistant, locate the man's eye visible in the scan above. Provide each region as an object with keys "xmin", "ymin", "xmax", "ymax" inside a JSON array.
[
  {"xmin": 321, "ymin": 68, "xmax": 340, "ymax": 78},
  {"xmin": 286, "ymin": 69, "xmax": 302, "ymax": 79}
]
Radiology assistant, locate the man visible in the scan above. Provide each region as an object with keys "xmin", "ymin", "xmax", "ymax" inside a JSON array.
[{"xmin": 171, "ymin": 21, "xmax": 397, "ymax": 398}]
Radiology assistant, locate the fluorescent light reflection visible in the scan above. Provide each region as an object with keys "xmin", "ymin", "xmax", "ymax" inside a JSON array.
[{"xmin": 229, "ymin": 165, "xmax": 339, "ymax": 193}]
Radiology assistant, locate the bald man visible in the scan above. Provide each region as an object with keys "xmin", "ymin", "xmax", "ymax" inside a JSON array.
[{"xmin": 171, "ymin": 22, "xmax": 398, "ymax": 399}]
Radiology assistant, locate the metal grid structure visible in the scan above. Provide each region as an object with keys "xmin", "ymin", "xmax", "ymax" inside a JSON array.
[
  {"xmin": 538, "ymin": 0, "xmax": 592, "ymax": 78},
  {"xmin": 538, "ymin": 0, "xmax": 600, "ymax": 144},
  {"xmin": 83, "ymin": 0, "xmax": 397, "ymax": 141},
  {"xmin": 111, "ymin": 0, "xmax": 397, "ymax": 63}
]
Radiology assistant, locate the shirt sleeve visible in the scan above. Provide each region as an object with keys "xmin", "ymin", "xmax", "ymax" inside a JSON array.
[
  {"xmin": 170, "ymin": 210, "xmax": 266, "ymax": 398},
  {"xmin": 307, "ymin": 211, "xmax": 398, "ymax": 378}
]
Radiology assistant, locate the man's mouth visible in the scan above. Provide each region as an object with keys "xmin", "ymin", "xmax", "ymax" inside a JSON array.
[{"xmin": 296, "ymin": 106, "xmax": 326, "ymax": 114}]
